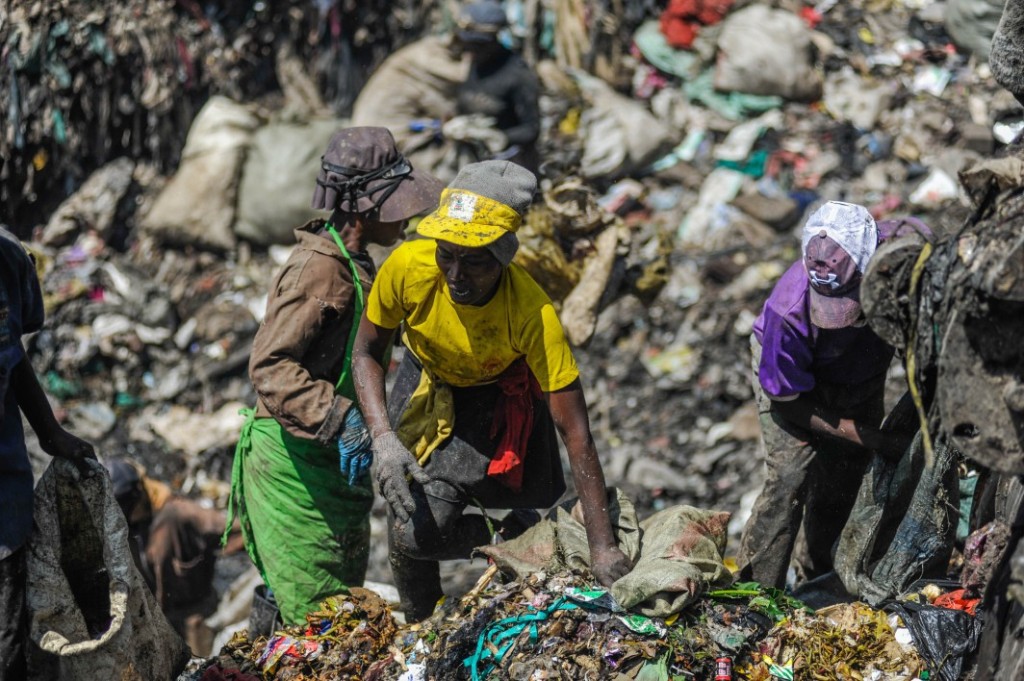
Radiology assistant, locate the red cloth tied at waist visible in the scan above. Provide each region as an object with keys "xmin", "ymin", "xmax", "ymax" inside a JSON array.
[{"xmin": 488, "ymin": 359, "xmax": 542, "ymax": 492}]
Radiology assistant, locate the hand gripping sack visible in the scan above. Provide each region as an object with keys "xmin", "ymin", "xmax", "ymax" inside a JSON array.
[{"xmin": 25, "ymin": 458, "xmax": 189, "ymax": 680}]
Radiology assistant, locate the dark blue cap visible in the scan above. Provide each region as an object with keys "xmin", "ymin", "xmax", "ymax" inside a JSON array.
[{"xmin": 457, "ymin": 1, "xmax": 507, "ymax": 43}]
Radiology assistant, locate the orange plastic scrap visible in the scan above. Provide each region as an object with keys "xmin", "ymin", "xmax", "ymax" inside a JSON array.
[{"xmin": 932, "ymin": 589, "xmax": 980, "ymax": 616}]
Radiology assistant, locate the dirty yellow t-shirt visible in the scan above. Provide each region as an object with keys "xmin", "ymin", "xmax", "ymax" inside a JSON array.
[{"xmin": 366, "ymin": 239, "xmax": 579, "ymax": 391}]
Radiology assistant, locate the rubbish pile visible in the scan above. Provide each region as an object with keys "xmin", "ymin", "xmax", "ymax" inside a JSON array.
[
  {"xmin": 751, "ymin": 602, "xmax": 923, "ymax": 680},
  {"xmin": 182, "ymin": 568, "xmax": 992, "ymax": 680},
  {"xmin": 1, "ymin": 0, "xmax": 445, "ymax": 232},
  {"xmin": 180, "ymin": 492, "xmax": 984, "ymax": 679},
  {"xmin": 22, "ymin": 222, "xmax": 283, "ymax": 522},
  {"xmin": 8, "ymin": 0, "xmax": 1023, "ymax": 676}
]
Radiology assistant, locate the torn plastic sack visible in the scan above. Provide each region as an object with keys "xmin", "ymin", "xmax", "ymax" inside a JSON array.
[
  {"xmin": 835, "ymin": 429, "xmax": 959, "ymax": 606},
  {"xmin": 481, "ymin": 490, "xmax": 734, "ymax": 617},
  {"xmin": 886, "ymin": 600, "xmax": 982, "ymax": 681},
  {"xmin": 26, "ymin": 457, "xmax": 189, "ymax": 681}
]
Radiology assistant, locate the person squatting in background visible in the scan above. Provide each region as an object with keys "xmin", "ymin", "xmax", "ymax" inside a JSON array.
[{"xmin": 105, "ymin": 458, "xmax": 243, "ymax": 654}]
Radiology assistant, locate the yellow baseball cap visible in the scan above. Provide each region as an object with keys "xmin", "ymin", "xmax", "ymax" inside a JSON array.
[{"xmin": 416, "ymin": 160, "xmax": 536, "ymax": 247}]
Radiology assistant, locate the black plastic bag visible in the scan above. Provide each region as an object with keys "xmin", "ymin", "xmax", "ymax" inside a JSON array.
[
  {"xmin": 886, "ymin": 600, "xmax": 982, "ymax": 681},
  {"xmin": 835, "ymin": 428, "xmax": 959, "ymax": 605}
]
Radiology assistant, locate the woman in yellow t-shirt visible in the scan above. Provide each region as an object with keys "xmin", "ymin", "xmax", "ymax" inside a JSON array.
[{"xmin": 353, "ymin": 160, "xmax": 632, "ymax": 621}]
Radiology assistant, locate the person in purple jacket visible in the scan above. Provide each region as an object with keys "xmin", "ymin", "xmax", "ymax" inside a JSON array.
[{"xmin": 737, "ymin": 201, "xmax": 925, "ymax": 589}]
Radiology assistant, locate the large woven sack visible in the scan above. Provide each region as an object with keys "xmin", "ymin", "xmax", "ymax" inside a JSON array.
[
  {"xmin": 233, "ymin": 117, "xmax": 343, "ymax": 246},
  {"xmin": 140, "ymin": 96, "xmax": 260, "ymax": 251},
  {"xmin": 26, "ymin": 458, "xmax": 189, "ymax": 681},
  {"xmin": 574, "ymin": 71, "xmax": 675, "ymax": 180},
  {"xmin": 479, "ymin": 488, "xmax": 641, "ymax": 577},
  {"xmin": 350, "ymin": 36, "xmax": 466, "ymax": 152},
  {"xmin": 610, "ymin": 505, "xmax": 733, "ymax": 617},
  {"xmin": 945, "ymin": 0, "xmax": 1005, "ymax": 58},
  {"xmin": 481, "ymin": 490, "xmax": 733, "ymax": 617}
]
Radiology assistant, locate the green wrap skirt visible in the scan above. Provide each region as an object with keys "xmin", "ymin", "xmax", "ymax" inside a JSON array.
[{"xmin": 227, "ymin": 409, "xmax": 374, "ymax": 624}]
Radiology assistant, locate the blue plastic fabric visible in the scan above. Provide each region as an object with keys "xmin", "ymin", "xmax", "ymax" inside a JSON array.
[{"xmin": 464, "ymin": 597, "xmax": 581, "ymax": 680}]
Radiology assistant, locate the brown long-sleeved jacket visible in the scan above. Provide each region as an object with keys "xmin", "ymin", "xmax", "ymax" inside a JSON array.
[{"xmin": 250, "ymin": 221, "xmax": 374, "ymax": 445}]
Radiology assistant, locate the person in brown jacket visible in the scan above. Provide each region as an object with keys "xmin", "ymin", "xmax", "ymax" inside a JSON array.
[{"xmin": 225, "ymin": 127, "xmax": 444, "ymax": 625}]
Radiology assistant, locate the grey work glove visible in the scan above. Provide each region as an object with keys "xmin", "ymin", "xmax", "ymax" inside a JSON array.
[{"xmin": 373, "ymin": 431, "xmax": 431, "ymax": 523}]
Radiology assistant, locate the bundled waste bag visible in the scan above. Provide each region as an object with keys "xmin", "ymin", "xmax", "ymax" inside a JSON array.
[
  {"xmin": 141, "ymin": 96, "xmax": 261, "ymax": 252},
  {"xmin": 233, "ymin": 117, "xmax": 344, "ymax": 246},
  {"xmin": 572, "ymin": 71, "xmax": 675, "ymax": 180},
  {"xmin": 945, "ymin": 0, "xmax": 1006, "ymax": 57},
  {"xmin": 350, "ymin": 36, "xmax": 467, "ymax": 181},
  {"xmin": 25, "ymin": 458, "xmax": 189, "ymax": 681},
  {"xmin": 713, "ymin": 4, "xmax": 822, "ymax": 102},
  {"xmin": 481, "ymin": 489, "xmax": 733, "ymax": 617},
  {"xmin": 836, "ymin": 430, "xmax": 960, "ymax": 606}
]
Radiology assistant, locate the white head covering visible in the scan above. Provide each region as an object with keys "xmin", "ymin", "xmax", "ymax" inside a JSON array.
[{"xmin": 800, "ymin": 201, "xmax": 878, "ymax": 275}]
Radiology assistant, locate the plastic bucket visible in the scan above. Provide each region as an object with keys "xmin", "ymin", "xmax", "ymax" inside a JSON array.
[{"xmin": 249, "ymin": 584, "xmax": 282, "ymax": 640}]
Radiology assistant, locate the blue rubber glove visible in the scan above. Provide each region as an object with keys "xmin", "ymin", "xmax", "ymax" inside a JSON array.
[{"xmin": 338, "ymin": 405, "xmax": 373, "ymax": 486}]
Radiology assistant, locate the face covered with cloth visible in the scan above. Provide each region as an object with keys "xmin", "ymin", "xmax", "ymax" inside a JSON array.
[
  {"xmin": 801, "ymin": 200, "xmax": 879, "ymax": 330},
  {"xmin": 352, "ymin": 160, "xmax": 634, "ymax": 621}
]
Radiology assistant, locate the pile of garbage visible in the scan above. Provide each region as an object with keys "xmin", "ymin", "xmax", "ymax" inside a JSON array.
[
  {"xmin": 1, "ymin": 0, "xmax": 445, "ymax": 231},
  {"xmin": 193, "ymin": 570, "xmax": 791, "ymax": 680},
  {"xmin": 182, "ymin": 566, "xmax": 991, "ymax": 680},
  {"xmin": 23, "ymin": 221, "xmax": 277, "ymax": 487},
  {"xmin": 178, "ymin": 490, "xmax": 985, "ymax": 679},
  {"xmin": 8, "ymin": 2, "xmax": 1023, "ymax": 675}
]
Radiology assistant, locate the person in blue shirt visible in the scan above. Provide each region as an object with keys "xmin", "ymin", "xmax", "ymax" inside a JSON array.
[{"xmin": 1, "ymin": 225, "xmax": 95, "ymax": 681}]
